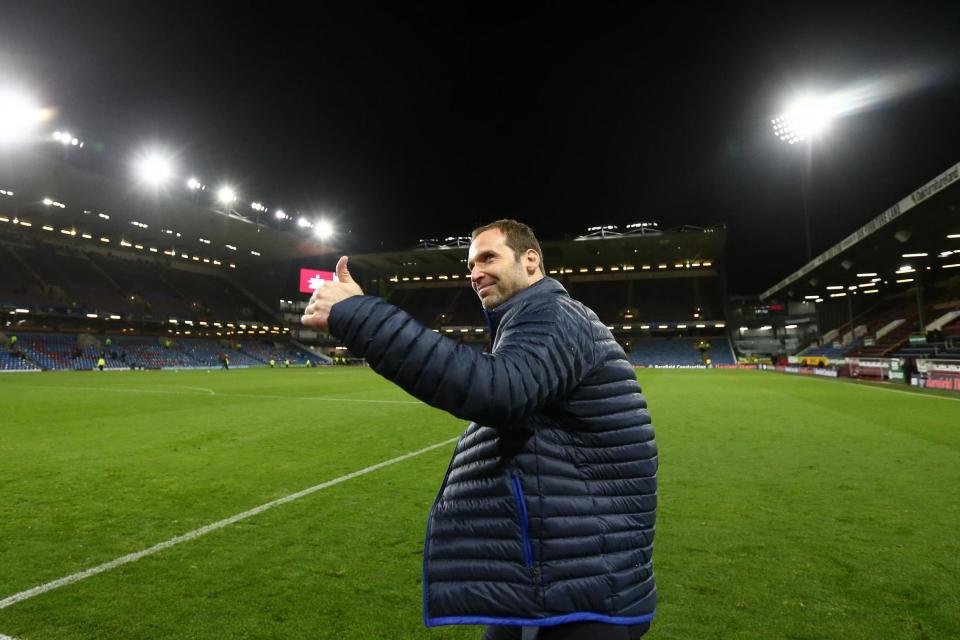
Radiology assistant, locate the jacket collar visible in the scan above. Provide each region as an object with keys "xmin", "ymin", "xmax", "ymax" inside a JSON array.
[{"xmin": 482, "ymin": 277, "xmax": 567, "ymax": 343}]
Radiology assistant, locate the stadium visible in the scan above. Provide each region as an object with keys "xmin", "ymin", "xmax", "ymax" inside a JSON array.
[{"xmin": 2, "ymin": 6, "xmax": 960, "ymax": 640}]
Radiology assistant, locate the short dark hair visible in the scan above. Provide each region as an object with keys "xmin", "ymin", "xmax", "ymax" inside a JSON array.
[{"xmin": 471, "ymin": 219, "xmax": 545, "ymax": 275}]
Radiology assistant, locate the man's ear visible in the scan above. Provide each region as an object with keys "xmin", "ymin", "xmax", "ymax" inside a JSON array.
[{"xmin": 525, "ymin": 249, "xmax": 541, "ymax": 275}]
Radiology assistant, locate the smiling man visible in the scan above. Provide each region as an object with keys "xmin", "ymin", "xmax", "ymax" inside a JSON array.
[
  {"xmin": 302, "ymin": 219, "xmax": 657, "ymax": 640},
  {"xmin": 468, "ymin": 220, "xmax": 545, "ymax": 309}
]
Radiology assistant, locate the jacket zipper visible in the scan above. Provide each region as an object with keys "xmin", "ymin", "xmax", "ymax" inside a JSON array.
[{"xmin": 510, "ymin": 474, "xmax": 534, "ymax": 568}]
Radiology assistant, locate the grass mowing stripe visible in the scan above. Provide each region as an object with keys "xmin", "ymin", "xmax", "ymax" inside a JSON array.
[{"xmin": 0, "ymin": 435, "xmax": 459, "ymax": 611}]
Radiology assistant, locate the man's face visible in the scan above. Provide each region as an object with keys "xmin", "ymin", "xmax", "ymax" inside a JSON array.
[{"xmin": 468, "ymin": 229, "xmax": 533, "ymax": 309}]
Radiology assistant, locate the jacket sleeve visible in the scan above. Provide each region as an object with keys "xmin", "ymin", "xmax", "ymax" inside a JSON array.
[{"xmin": 327, "ymin": 295, "xmax": 592, "ymax": 427}]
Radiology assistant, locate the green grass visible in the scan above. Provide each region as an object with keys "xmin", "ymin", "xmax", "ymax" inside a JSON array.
[{"xmin": 0, "ymin": 368, "xmax": 958, "ymax": 639}]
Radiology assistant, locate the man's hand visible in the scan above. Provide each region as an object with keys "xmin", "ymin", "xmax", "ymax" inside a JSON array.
[{"xmin": 301, "ymin": 256, "xmax": 364, "ymax": 332}]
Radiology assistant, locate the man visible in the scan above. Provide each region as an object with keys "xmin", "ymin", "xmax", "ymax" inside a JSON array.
[{"xmin": 302, "ymin": 220, "xmax": 657, "ymax": 639}]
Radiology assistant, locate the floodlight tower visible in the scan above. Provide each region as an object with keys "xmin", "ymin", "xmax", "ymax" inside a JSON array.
[{"xmin": 771, "ymin": 94, "xmax": 840, "ymax": 262}]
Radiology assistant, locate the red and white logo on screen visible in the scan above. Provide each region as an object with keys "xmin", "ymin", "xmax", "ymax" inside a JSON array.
[{"xmin": 299, "ymin": 269, "xmax": 337, "ymax": 294}]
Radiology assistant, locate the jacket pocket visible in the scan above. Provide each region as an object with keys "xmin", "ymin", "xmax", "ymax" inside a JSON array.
[{"xmin": 510, "ymin": 474, "xmax": 534, "ymax": 568}]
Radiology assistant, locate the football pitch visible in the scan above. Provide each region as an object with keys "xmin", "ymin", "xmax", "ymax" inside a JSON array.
[{"xmin": 1, "ymin": 367, "xmax": 957, "ymax": 640}]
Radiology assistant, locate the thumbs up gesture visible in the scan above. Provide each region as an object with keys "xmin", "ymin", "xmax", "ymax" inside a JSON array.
[{"xmin": 301, "ymin": 256, "xmax": 364, "ymax": 332}]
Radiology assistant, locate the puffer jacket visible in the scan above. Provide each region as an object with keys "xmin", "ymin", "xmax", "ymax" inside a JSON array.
[{"xmin": 328, "ymin": 277, "xmax": 657, "ymax": 628}]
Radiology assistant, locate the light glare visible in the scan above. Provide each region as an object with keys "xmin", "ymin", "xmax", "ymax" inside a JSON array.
[
  {"xmin": 217, "ymin": 186, "xmax": 237, "ymax": 205},
  {"xmin": 314, "ymin": 220, "xmax": 334, "ymax": 239},
  {"xmin": 136, "ymin": 153, "xmax": 173, "ymax": 185},
  {"xmin": 0, "ymin": 89, "xmax": 50, "ymax": 146}
]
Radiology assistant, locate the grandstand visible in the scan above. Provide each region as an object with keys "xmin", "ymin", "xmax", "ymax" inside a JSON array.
[
  {"xmin": 0, "ymin": 142, "xmax": 745, "ymax": 369},
  {"xmin": 0, "ymin": 150, "xmax": 317, "ymax": 366},
  {"xmin": 0, "ymin": 332, "xmax": 322, "ymax": 371},
  {"xmin": 347, "ymin": 224, "xmax": 735, "ymax": 365},
  {"xmin": 626, "ymin": 337, "xmax": 736, "ymax": 367},
  {"xmin": 758, "ymin": 161, "xmax": 960, "ymax": 386},
  {"xmin": 6, "ymin": 132, "xmax": 955, "ymax": 376}
]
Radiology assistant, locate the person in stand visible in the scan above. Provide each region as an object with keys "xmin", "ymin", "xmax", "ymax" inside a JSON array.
[{"xmin": 302, "ymin": 219, "xmax": 657, "ymax": 640}]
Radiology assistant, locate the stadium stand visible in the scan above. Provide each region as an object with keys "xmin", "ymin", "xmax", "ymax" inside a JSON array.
[
  {"xmin": 239, "ymin": 340, "xmax": 316, "ymax": 365},
  {"xmin": 798, "ymin": 339, "xmax": 863, "ymax": 359},
  {"xmin": 0, "ymin": 236, "xmax": 276, "ymax": 326},
  {"xmin": 0, "ymin": 244, "xmax": 46, "ymax": 305},
  {"xmin": 566, "ymin": 278, "xmax": 723, "ymax": 325},
  {"xmin": 627, "ymin": 337, "xmax": 735, "ymax": 367},
  {"xmin": 14, "ymin": 334, "xmax": 124, "ymax": 370},
  {"xmin": 345, "ymin": 226, "xmax": 731, "ymax": 366},
  {"xmin": 0, "ymin": 348, "xmax": 39, "ymax": 370},
  {"xmin": 944, "ymin": 315, "xmax": 960, "ymax": 338},
  {"xmin": 107, "ymin": 336, "xmax": 191, "ymax": 369},
  {"xmin": 386, "ymin": 287, "xmax": 457, "ymax": 327},
  {"xmin": 0, "ymin": 332, "xmax": 329, "ymax": 370}
]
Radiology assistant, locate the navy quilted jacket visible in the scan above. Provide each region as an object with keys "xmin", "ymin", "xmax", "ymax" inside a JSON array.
[{"xmin": 328, "ymin": 278, "xmax": 657, "ymax": 628}]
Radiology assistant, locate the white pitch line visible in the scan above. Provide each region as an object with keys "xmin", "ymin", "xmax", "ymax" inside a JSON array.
[
  {"xmin": 758, "ymin": 369, "xmax": 960, "ymax": 402},
  {"xmin": 216, "ymin": 391, "xmax": 422, "ymax": 404},
  {"xmin": 0, "ymin": 435, "xmax": 460, "ymax": 610},
  {"xmin": 0, "ymin": 633, "xmax": 22, "ymax": 640},
  {"xmin": 175, "ymin": 386, "xmax": 217, "ymax": 395},
  {"xmin": 2, "ymin": 385, "xmax": 422, "ymax": 404}
]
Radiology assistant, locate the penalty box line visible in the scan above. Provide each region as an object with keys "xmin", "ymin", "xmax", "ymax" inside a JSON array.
[{"xmin": 0, "ymin": 435, "xmax": 460, "ymax": 611}]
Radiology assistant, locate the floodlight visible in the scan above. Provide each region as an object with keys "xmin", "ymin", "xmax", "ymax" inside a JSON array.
[
  {"xmin": 275, "ymin": 209, "xmax": 287, "ymax": 220},
  {"xmin": 187, "ymin": 177, "xmax": 203, "ymax": 190},
  {"xmin": 297, "ymin": 217, "xmax": 312, "ymax": 228},
  {"xmin": 772, "ymin": 94, "xmax": 847, "ymax": 144},
  {"xmin": 0, "ymin": 89, "xmax": 50, "ymax": 146},
  {"xmin": 136, "ymin": 153, "xmax": 173, "ymax": 185},
  {"xmin": 217, "ymin": 186, "xmax": 237, "ymax": 205},
  {"xmin": 314, "ymin": 220, "xmax": 334, "ymax": 240}
]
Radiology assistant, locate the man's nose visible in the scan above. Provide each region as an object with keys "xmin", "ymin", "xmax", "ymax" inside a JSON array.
[{"xmin": 471, "ymin": 265, "xmax": 484, "ymax": 285}]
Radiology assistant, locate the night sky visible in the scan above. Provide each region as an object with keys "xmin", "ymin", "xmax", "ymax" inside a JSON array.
[{"xmin": 3, "ymin": 2, "xmax": 960, "ymax": 292}]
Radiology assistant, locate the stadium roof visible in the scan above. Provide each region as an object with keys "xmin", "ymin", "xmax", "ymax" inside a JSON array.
[
  {"xmin": 349, "ymin": 224, "xmax": 727, "ymax": 277},
  {"xmin": 0, "ymin": 151, "xmax": 332, "ymax": 267},
  {"xmin": 760, "ymin": 161, "xmax": 960, "ymax": 301}
]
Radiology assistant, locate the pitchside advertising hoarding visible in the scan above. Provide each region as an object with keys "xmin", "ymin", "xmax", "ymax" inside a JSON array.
[
  {"xmin": 914, "ymin": 360, "xmax": 960, "ymax": 392},
  {"xmin": 299, "ymin": 269, "xmax": 337, "ymax": 294}
]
